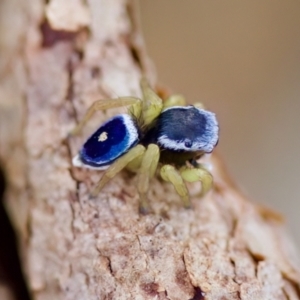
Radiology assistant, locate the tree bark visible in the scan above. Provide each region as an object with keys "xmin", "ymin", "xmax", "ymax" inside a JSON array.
[{"xmin": 0, "ymin": 0, "xmax": 300, "ymax": 299}]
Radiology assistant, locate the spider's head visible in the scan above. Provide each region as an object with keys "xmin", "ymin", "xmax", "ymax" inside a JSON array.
[{"xmin": 154, "ymin": 106, "xmax": 219, "ymax": 153}]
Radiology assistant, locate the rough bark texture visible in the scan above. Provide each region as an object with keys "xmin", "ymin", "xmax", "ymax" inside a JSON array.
[{"xmin": 1, "ymin": 0, "xmax": 300, "ymax": 299}]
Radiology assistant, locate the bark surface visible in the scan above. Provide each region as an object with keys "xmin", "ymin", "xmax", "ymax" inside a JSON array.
[{"xmin": 0, "ymin": 0, "xmax": 300, "ymax": 299}]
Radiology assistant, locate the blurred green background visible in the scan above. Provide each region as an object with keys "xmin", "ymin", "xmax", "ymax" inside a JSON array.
[{"xmin": 140, "ymin": 0, "xmax": 300, "ymax": 246}]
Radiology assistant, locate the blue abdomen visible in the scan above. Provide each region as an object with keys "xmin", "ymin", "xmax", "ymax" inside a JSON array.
[{"xmin": 79, "ymin": 114, "xmax": 139, "ymax": 168}]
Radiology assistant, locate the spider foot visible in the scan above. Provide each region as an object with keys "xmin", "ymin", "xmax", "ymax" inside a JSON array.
[
  {"xmin": 138, "ymin": 196, "xmax": 151, "ymax": 215},
  {"xmin": 180, "ymin": 165, "xmax": 213, "ymax": 197},
  {"xmin": 160, "ymin": 164, "xmax": 191, "ymax": 208}
]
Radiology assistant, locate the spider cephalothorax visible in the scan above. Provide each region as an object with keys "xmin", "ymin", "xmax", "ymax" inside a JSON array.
[{"xmin": 70, "ymin": 79, "xmax": 219, "ymax": 213}]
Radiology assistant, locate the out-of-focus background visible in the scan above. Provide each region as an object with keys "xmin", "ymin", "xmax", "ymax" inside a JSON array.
[{"xmin": 140, "ymin": 1, "xmax": 300, "ymax": 246}]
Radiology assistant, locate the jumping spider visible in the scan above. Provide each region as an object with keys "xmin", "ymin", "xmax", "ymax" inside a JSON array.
[{"xmin": 70, "ymin": 79, "xmax": 219, "ymax": 213}]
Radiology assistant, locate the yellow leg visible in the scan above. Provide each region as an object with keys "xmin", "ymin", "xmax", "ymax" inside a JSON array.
[
  {"xmin": 125, "ymin": 153, "xmax": 143, "ymax": 173},
  {"xmin": 163, "ymin": 94, "xmax": 186, "ymax": 108},
  {"xmin": 137, "ymin": 144, "xmax": 160, "ymax": 214},
  {"xmin": 193, "ymin": 102, "xmax": 205, "ymax": 110},
  {"xmin": 160, "ymin": 165, "xmax": 191, "ymax": 208},
  {"xmin": 69, "ymin": 97, "xmax": 141, "ymax": 136},
  {"xmin": 163, "ymin": 95, "xmax": 205, "ymax": 110},
  {"xmin": 140, "ymin": 78, "xmax": 163, "ymax": 126},
  {"xmin": 180, "ymin": 165, "xmax": 213, "ymax": 197},
  {"xmin": 90, "ymin": 145, "xmax": 145, "ymax": 198}
]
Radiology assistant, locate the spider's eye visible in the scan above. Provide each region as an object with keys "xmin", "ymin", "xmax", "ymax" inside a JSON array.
[{"xmin": 184, "ymin": 139, "xmax": 192, "ymax": 148}]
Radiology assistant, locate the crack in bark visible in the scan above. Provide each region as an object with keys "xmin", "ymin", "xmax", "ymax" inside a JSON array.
[
  {"xmin": 182, "ymin": 253, "xmax": 205, "ymax": 300},
  {"xmin": 40, "ymin": 19, "xmax": 78, "ymax": 48},
  {"xmin": 188, "ymin": 286, "xmax": 206, "ymax": 300}
]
